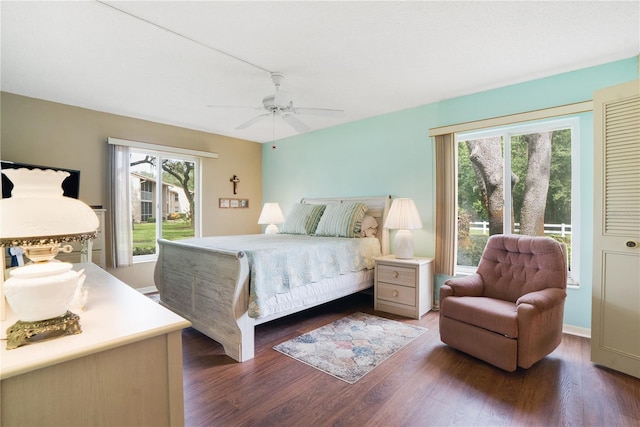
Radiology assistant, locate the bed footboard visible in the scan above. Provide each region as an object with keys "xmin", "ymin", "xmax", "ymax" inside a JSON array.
[{"xmin": 154, "ymin": 238, "xmax": 255, "ymax": 362}]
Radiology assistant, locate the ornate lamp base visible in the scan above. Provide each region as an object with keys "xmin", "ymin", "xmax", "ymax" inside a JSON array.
[{"xmin": 6, "ymin": 311, "xmax": 82, "ymax": 350}]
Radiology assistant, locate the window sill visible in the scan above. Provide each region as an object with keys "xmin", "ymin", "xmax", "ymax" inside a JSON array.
[{"xmin": 133, "ymin": 254, "xmax": 158, "ymax": 264}]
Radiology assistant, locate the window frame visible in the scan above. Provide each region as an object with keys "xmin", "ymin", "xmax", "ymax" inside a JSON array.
[
  {"xmin": 454, "ymin": 117, "xmax": 580, "ymax": 286},
  {"xmin": 130, "ymin": 148, "xmax": 202, "ymax": 263},
  {"xmin": 108, "ymin": 137, "xmax": 216, "ymax": 268}
]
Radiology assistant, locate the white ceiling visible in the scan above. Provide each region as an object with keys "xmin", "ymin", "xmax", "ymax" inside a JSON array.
[{"xmin": 2, "ymin": 1, "xmax": 639, "ymax": 143}]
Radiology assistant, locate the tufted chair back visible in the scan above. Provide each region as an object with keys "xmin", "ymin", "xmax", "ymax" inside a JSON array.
[{"xmin": 476, "ymin": 234, "xmax": 568, "ymax": 303}]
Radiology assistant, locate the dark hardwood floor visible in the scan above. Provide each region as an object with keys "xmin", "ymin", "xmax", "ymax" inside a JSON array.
[{"xmin": 180, "ymin": 292, "xmax": 640, "ymax": 426}]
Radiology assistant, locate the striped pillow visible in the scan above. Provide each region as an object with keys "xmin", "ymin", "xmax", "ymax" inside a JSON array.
[
  {"xmin": 279, "ymin": 203, "xmax": 326, "ymax": 235},
  {"xmin": 314, "ymin": 202, "xmax": 368, "ymax": 238}
]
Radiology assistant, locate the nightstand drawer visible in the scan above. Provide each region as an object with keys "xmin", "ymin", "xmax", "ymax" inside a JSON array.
[
  {"xmin": 377, "ymin": 283, "xmax": 416, "ymax": 306},
  {"xmin": 377, "ymin": 264, "xmax": 416, "ymax": 287}
]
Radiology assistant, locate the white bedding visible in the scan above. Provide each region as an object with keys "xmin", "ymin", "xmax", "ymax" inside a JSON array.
[
  {"xmin": 255, "ymin": 269, "xmax": 373, "ymax": 320},
  {"xmin": 176, "ymin": 234, "xmax": 381, "ymax": 318}
]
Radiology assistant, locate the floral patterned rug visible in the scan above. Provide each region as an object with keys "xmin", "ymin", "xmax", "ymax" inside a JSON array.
[{"xmin": 273, "ymin": 312, "xmax": 427, "ymax": 384}]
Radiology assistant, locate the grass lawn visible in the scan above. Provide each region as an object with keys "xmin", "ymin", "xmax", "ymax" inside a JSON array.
[{"xmin": 133, "ymin": 221, "xmax": 194, "ymax": 249}]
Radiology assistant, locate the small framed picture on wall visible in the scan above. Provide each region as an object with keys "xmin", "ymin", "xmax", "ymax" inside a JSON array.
[{"xmin": 219, "ymin": 198, "xmax": 249, "ymax": 209}]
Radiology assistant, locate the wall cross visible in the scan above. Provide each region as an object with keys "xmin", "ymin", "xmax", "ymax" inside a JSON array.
[{"xmin": 230, "ymin": 175, "xmax": 240, "ymax": 194}]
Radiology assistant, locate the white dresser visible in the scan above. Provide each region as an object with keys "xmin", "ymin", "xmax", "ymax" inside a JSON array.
[{"xmin": 0, "ymin": 263, "xmax": 191, "ymax": 426}]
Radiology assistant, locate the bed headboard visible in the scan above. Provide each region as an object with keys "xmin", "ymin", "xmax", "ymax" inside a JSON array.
[{"xmin": 300, "ymin": 195, "xmax": 391, "ymax": 255}]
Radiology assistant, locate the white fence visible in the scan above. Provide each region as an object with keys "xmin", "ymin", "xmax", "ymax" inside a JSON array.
[{"xmin": 470, "ymin": 221, "xmax": 572, "ymax": 237}]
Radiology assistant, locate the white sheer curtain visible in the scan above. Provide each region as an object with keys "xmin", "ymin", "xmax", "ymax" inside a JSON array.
[{"xmin": 109, "ymin": 144, "xmax": 132, "ymax": 267}]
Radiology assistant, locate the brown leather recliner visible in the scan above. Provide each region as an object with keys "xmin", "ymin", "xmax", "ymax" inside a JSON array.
[{"xmin": 439, "ymin": 234, "xmax": 568, "ymax": 372}]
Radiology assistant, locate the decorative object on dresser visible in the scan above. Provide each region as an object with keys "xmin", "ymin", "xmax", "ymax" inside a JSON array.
[
  {"xmin": 374, "ymin": 255, "xmax": 434, "ymax": 319},
  {"xmin": 0, "ymin": 168, "xmax": 98, "ymax": 347},
  {"xmin": 257, "ymin": 202, "xmax": 285, "ymax": 234},
  {"xmin": 383, "ymin": 198, "xmax": 422, "ymax": 259},
  {"xmin": 273, "ymin": 312, "xmax": 426, "ymax": 384},
  {"xmin": 154, "ymin": 195, "xmax": 391, "ymax": 362}
]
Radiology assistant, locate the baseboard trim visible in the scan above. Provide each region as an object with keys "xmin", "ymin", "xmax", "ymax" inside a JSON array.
[
  {"xmin": 563, "ymin": 324, "xmax": 591, "ymax": 338},
  {"xmin": 137, "ymin": 285, "xmax": 158, "ymax": 295}
]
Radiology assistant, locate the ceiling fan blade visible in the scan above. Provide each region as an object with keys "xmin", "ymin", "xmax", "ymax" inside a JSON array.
[
  {"xmin": 282, "ymin": 114, "xmax": 310, "ymax": 133},
  {"xmin": 235, "ymin": 113, "xmax": 271, "ymax": 130},
  {"xmin": 208, "ymin": 104, "xmax": 262, "ymax": 110},
  {"xmin": 292, "ymin": 107, "xmax": 345, "ymax": 117}
]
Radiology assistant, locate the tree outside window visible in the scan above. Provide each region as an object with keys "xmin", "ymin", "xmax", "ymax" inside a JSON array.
[
  {"xmin": 129, "ymin": 151, "xmax": 197, "ymax": 258},
  {"xmin": 456, "ymin": 119, "xmax": 577, "ymax": 282}
]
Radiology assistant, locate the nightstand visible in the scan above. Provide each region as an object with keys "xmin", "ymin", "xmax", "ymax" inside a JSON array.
[{"xmin": 374, "ymin": 255, "xmax": 434, "ymax": 319}]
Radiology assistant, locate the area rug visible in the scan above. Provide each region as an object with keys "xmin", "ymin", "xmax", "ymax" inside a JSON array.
[{"xmin": 273, "ymin": 312, "xmax": 426, "ymax": 384}]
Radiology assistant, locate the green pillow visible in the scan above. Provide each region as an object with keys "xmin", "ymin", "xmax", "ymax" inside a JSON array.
[
  {"xmin": 314, "ymin": 202, "xmax": 368, "ymax": 238},
  {"xmin": 279, "ymin": 203, "xmax": 326, "ymax": 235}
]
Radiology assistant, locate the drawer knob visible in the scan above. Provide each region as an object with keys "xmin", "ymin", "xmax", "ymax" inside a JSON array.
[
  {"xmin": 392, "ymin": 290, "xmax": 399, "ymax": 297},
  {"xmin": 393, "ymin": 271, "xmax": 399, "ymax": 278}
]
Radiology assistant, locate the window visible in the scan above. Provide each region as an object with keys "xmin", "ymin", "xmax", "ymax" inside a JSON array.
[
  {"xmin": 455, "ymin": 118, "xmax": 579, "ymax": 284},
  {"xmin": 140, "ymin": 180, "xmax": 153, "ymax": 222},
  {"xmin": 129, "ymin": 150, "xmax": 199, "ymax": 261},
  {"xmin": 108, "ymin": 137, "xmax": 217, "ymax": 268}
]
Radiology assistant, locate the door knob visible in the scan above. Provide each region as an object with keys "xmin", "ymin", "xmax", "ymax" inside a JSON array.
[{"xmin": 625, "ymin": 240, "xmax": 638, "ymax": 248}]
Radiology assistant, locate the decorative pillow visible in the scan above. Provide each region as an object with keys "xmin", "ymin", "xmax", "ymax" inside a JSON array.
[
  {"xmin": 279, "ymin": 203, "xmax": 326, "ymax": 235},
  {"xmin": 359, "ymin": 215, "xmax": 378, "ymax": 238},
  {"xmin": 314, "ymin": 202, "xmax": 368, "ymax": 238}
]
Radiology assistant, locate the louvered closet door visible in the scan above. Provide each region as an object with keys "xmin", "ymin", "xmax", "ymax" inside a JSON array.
[{"xmin": 592, "ymin": 79, "xmax": 640, "ymax": 379}]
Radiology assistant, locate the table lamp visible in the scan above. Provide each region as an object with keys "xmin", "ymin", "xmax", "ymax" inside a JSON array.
[
  {"xmin": 258, "ymin": 202, "xmax": 284, "ymax": 234},
  {"xmin": 0, "ymin": 168, "xmax": 99, "ymax": 349},
  {"xmin": 383, "ymin": 198, "xmax": 422, "ymax": 259}
]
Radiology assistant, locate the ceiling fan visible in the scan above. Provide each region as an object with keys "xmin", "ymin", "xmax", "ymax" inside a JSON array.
[{"xmin": 210, "ymin": 72, "xmax": 345, "ymax": 133}]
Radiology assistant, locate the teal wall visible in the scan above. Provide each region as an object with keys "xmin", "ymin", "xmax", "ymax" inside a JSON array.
[{"xmin": 263, "ymin": 56, "xmax": 639, "ymax": 330}]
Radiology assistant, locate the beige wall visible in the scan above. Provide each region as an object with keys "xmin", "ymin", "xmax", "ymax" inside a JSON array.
[{"xmin": 1, "ymin": 92, "xmax": 262, "ymax": 288}]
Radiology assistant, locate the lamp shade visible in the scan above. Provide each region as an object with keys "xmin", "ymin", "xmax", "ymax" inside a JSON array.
[
  {"xmin": 0, "ymin": 169, "xmax": 99, "ymax": 246},
  {"xmin": 383, "ymin": 198, "xmax": 423, "ymax": 230},
  {"xmin": 383, "ymin": 198, "xmax": 422, "ymax": 259},
  {"xmin": 258, "ymin": 202, "xmax": 284, "ymax": 234}
]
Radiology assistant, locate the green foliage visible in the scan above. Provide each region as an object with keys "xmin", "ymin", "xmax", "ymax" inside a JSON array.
[
  {"xmin": 167, "ymin": 212, "xmax": 187, "ymax": 221},
  {"xmin": 457, "ymin": 234, "xmax": 490, "ymax": 267},
  {"xmin": 547, "ymin": 129, "xmax": 572, "ymax": 224},
  {"xmin": 162, "ymin": 160, "xmax": 195, "ymax": 191},
  {"xmin": 457, "ymin": 128, "xmax": 573, "ymax": 267},
  {"xmin": 456, "ymin": 233, "xmax": 571, "ymax": 269},
  {"xmin": 133, "ymin": 246, "xmax": 156, "ymax": 256},
  {"xmin": 457, "ymin": 142, "xmax": 488, "ymax": 221},
  {"xmin": 132, "ymin": 221, "xmax": 194, "ymax": 255}
]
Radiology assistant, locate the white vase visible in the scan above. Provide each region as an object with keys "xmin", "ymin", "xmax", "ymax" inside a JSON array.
[{"xmin": 4, "ymin": 262, "xmax": 83, "ymax": 321}]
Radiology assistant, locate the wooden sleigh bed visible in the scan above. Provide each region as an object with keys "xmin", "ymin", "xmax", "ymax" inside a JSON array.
[{"xmin": 154, "ymin": 195, "xmax": 391, "ymax": 362}]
